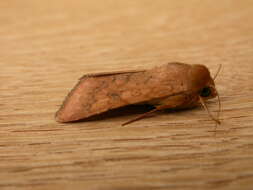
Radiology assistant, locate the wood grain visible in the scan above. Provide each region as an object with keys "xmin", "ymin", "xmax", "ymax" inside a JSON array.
[{"xmin": 1, "ymin": 0, "xmax": 253, "ymax": 189}]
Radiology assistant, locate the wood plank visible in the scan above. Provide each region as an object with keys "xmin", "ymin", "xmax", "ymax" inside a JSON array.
[{"xmin": 1, "ymin": 0, "xmax": 253, "ymax": 189}]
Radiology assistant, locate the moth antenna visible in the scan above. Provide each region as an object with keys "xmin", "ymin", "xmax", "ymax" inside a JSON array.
[
  {"xmin": 217, "ymin": 89, "xmax": 221, "ymax": 120},
  {"xmin": 213, "ymin": 64, "xmax": 222, "ymax": 80},
  {"xmin": 122, "ymin": 108, "xmax": 159, "ymax": 126},
  {"xmin": 215, "ymin": 89, "xmax": 222, "ymax": 131},
  {"xmin": 199, "ymin": 96, "xmax": 221, "ymax": 125},
  {"xmin": 210, "ymin": 85, "xmax": 222, "ymax": 124}
]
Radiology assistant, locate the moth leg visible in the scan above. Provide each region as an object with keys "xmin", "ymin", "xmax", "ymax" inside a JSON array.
[
  {"xmin": 122, "ymin": 93, "xmax": 189, "ymax": 126},
  {"xmin": 121, "ymin": 105, "xmax": 171, "ymax": 126}
]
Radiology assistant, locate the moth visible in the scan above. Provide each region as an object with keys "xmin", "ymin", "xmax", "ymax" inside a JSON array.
[{"xmin": 55, "ymin": 62, "xmax": 221, "ymax": 125}]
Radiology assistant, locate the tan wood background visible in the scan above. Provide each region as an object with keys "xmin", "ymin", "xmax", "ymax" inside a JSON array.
[{"xmin": 1, "ymin": 0, "xmax": 253, "ymax": 189}]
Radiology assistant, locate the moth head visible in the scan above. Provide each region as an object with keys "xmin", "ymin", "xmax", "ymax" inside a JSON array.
[
  {"xmin": 199, "ymin": 81, "xmax": 218, "ymax": 100},
  {"xmin": 189, "ymin": 64, "xmax": 218, "ymax": 99},
  {"xmin": 189, "ymin": 64, "xmax": 222, "ymax": 125}
]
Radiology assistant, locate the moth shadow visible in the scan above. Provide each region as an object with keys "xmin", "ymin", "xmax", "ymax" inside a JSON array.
[{"xmin": 73, "ymin": 104, "xmax": 156, "ymax": 123}]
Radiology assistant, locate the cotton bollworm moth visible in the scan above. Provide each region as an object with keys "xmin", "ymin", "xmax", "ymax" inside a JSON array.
[{"xmin": 55, "ymin": 62, "xmax": 221, "ymax": 125}]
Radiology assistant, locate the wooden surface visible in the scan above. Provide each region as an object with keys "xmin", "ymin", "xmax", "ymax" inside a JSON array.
[{"xmin": 1, "ymin": 0, "xmax": 253, "ymax": 189}]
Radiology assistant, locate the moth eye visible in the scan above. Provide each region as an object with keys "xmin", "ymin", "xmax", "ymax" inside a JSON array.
[{"xmin": 200, "ymin": 87, "xmax": 211, "ymax": 97}]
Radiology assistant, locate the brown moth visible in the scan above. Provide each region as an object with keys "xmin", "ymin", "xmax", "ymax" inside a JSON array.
[{"xmin": 55, "ymin": 62, "xmax": 221, "ymax": 125}]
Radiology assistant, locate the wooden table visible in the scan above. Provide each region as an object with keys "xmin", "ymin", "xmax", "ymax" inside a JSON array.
[{"xmin": 1, "ymin": 0, "xmax": 253, "ymax": 189}]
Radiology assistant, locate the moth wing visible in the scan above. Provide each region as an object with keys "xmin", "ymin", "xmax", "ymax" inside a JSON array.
[
  {"xmin": 56, "ymin": 69, "xmax": 148, "ymax": 122},
  {"xmin": 55, "ymin": 63, "xmax": 193, "ymax": 123}
]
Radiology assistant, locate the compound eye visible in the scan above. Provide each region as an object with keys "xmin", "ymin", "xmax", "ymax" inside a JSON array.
[{"xmin": 200, "ymin": 87, "xmax": 211, "ymax": 97}]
